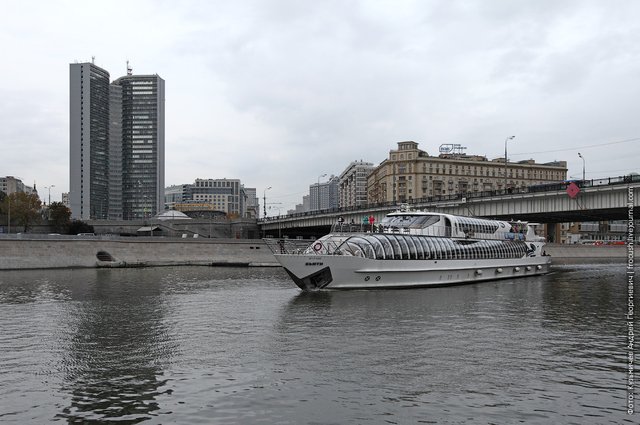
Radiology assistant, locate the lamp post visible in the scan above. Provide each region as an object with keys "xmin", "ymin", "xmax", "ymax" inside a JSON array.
[
  {"xmin": 316, "ymin": 173, "xmax": 327, "ymax": 211},
  {"xmin": 263, "ymin": 186, "xmax": 272, "ymax": 217},
  {"xmin": 270, "ymin": 206, "xmax": 283, "ymax": 238},
  {"xmin": 44, "ymin": 185, "xmax": 55, "ymax": 206},
  {"xmin": 7, "ymin": 196, "xmax": 10, "ymax": 234},
  {"xmin": 504, "ymin": 136, "xmax": 515, "ymax": 191},
  {"xmin": 578, "ymin": 152, "xmax": 585, "ymax": 181}
]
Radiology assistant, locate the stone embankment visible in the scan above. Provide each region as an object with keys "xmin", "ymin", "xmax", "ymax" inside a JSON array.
[
  {"xmin": 0, "ymin": 238, "xmax": 634, "ymax": 270},
  {"xmin": 0, "ymin": 236, "xmax": 279, "ymax": 270},
  {"xmin": 544, "ymin": 243, "xmax": 634, "ymax": 262}
]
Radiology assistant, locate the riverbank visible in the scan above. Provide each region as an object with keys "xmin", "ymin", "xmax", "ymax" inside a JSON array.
[
  {"xmin": 0, "ymin": 236, "xmax": 278, "ymax": 270},
  {"xmin": 0, "ymin": 238, "xmax": 634, "ymax": 270}
]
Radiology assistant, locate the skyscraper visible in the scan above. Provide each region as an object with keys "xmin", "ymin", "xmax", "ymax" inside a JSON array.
[
  {"xmin": 113, "ymin": 73, "xmax": 165, "ymax": 219},
  {"xmin": 69, "ymin": 61, "xmax": 165, "ymax": 220},
  {"xmin": 108, "ymin": 83, "xmax": 123, "ymax": 220},
  {"xmin": 69, "ymin": 62, "xmax": 110, "ymax": 220}
]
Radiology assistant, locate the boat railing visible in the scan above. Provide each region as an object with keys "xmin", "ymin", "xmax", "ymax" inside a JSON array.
[
  {"xmin": 263, "ymin": 238, "xmax": 315, "ymax": 255},
  {"xmin": 330, "ymin": 222, "xmax": 531, "ymax": 241},
  {"xmin": 331, "ymin": 223, "xmax": 374, "ymax": 233}
]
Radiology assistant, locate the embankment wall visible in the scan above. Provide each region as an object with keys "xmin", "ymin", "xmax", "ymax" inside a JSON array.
[
  {"xmin": 0, "ymin": 237, "xmax": 278, "ymax": 270},
  {"xmin": 0, "ymin": 239, "xmax": 635, "ymax": 270},
  {"xmin": 544, "ymin": 243, "xmax": 635, "ymax": 261}
]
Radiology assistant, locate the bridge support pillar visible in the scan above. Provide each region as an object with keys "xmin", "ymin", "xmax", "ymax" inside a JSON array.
[{"xmin": 545, "ymin": 223, "xmax": 562, "ymax": 244}]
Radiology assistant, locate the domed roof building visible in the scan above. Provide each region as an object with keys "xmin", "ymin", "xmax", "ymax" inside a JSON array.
[{"xmin": 155, "ymin": 210, "xmax": 191, "ymax": 220}]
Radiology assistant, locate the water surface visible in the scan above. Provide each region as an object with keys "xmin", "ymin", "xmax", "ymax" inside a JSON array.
[{"xmin": 0, "ymin": 263, "xmax": 634, "ymax": 424}]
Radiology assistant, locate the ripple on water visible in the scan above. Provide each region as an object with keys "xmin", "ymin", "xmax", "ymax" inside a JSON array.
[{"xmin": 0, "ymin": 265, "xmax": 634, "ymax": 424}]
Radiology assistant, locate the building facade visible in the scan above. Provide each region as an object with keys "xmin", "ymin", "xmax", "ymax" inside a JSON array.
[
  {"xmin": 0, "ymin": 176, "xmax": 36, "ymax": 196},
  {"xmin": 70, "ymin": 61, "xmax": 165, "ymax": 221},
  {"xmin": 338, "ymin": 160, "xmax": 375, "ymax": 209},
  {"xmin": 69, "ymin": 62, "xmax": 110, "ymax": 220},
  {"xmin": 164, "ymin": 179, "xmax": 255, "ymax": 218},
  {"xmin": 108, "ymin": 83, "xmax": 123, "ymax": 220},
  {"xmin": 61, "ymin": 192, "xmax": 70, "ymax": 208},
  {"xmin": 367, "ymin": 141, "xmax": 568, "ymax": 204},
  {"xmin": 288, "ymin": 195, "xmax": 310, "ymax": 215},
  {"xmin": 310, "ymin": 175, "xmax": 339, "ymax": 211},
  {"xmin": 164, "ymin": 184, "xmax": 191, "ymax": 210},
  {"xmin": 113, "ymin": 73, "xmax": 165, "ymax": 220},
  {"xmin": 244, "ymin": 188, "xmax": 259, "ymax": 219}
]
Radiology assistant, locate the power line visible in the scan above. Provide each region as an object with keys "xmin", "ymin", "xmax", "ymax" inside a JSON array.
[
  {"xmin": 585, "ymin": 167, "xmax": 640, "ymax": 174},
  {"xmin": 509, "ymin": 137, "xmax": 640, "ymax": 157}
]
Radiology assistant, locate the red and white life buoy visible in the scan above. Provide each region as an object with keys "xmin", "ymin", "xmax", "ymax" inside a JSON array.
[{"xmin": 313, "ymin": 242, "xmax": 323, "ymax": 252}]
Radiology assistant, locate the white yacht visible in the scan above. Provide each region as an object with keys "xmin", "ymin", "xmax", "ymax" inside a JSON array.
[{"xmin": 266, "ymin": 205, "xmax": 551, "ymax": 290}]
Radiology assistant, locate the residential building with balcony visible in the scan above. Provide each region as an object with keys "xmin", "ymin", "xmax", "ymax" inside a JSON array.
[
  {"xmin": 367, "ymin": 141, "xmax": 568, "ymax": 205},
  {"xmin": 339, "ymin": 160, "xmax": 375, "ymax": 209}
]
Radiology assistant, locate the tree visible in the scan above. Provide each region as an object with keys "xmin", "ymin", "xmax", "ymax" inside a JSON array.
[
  {"xmin": 48, "ymin": 202, "xmax": 72, "ymax": 233},
  {"xmin": 0, "ymin": 191, "xmax": 6, "ymax": 231},
  {"xmin": 4, "ymin": 192, "xmax": 42, "ymax": 232},
  {"xmin": 68, "ymin": 220, "xmax": 94, "ymax": 235}
]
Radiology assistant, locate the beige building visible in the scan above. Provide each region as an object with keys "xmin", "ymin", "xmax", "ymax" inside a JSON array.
[
  {"xmin": 0, "ymin": 176, "xmax": 36, "ymax": 196},
  {"xmin": 339, "ymin": 160, "xmax": 375, "ymax": 209},
  {"xmin": 367, "ymin": 141, "xmax": 567, "ymax": 204},
  {"xmin": 193, "ymin": 193, "xmax": 230, "ymax": 212}
]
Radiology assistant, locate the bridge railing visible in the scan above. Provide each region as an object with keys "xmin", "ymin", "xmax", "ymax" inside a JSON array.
[{"xmin": 259, "ymin": 174, "xmax": 640, "ymax": 223}]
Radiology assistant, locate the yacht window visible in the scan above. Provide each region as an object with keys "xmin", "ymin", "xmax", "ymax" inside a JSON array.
[
  {"xmin": 425, "ymin": 237, "xmax": 437, "ymax": 260},
  {"xmin": 387, "ymin": 235, "xmax": 403, "ymax": 259},
  {"xmin": 452, "ymin": 240, "xmax": 459, "ymax": 260},
  {"xmin": 405, "ymin": 236, "xmax": 420, "ymax": 259},
  {"xmin": 370, "ymin": 235, "xmax": 386, "ymax": 259},
  {"xmin": 453, "ymin": 241, "xmax": 463, "ymax": 260},
  {"xmin": 379, "ymin": 235, "xmax": 394, "ymax": 259},
  {"xmin": 410, "ymin": 215, "xmax": 441, "ymax": 229},
  {"xmin": 437, "ymin": 238, "xmax": 449, "ymax": 260},
  {"xmin": 397, "ymin": 236, "xmax": 411, "ymax": 259},
  {"xmin": 416, "ymin": 237, "xmax": 428, "ymax": 259}
]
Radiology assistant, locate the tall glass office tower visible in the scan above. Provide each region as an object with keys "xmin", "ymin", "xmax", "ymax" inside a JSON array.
[
  {"xmin": 70, "ymin": 62, "xmax": 164, "ymax": 221},
  {"xmin": 69, "ymin": 62, "xmax": 111, "ymax": 220},
  {"xmin": 113, "ymin": 74, "xmax": 165, "ymax": 220}
]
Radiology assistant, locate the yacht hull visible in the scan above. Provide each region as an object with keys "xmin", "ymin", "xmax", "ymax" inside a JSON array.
[{"xmin": 275, "ymin": 254, "xmax": 551, "ymax": 290}]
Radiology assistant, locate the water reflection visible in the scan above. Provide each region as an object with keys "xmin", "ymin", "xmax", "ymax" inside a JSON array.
[
  {"xmin": 51, "ymin": 269, "xmax": 176, "ymax": 423},
  {"xmin": 0, "ymin": 263, "xmax": 634, "ymax": 424}
]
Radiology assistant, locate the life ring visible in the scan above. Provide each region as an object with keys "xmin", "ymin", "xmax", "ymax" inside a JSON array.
[{"xmin": 313, "ymin": 242, "xmax": 323, "ymax": 252}]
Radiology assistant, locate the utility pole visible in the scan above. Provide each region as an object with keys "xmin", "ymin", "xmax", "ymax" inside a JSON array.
[
  {"xmin": 263, "ymin": 186, "xmax": 272, "ymax": 217},
  {"xmin": 504, "ymin": 136, "xmax": 515, "ymax": 191}
]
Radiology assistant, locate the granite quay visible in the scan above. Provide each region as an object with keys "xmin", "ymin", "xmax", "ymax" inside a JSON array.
[{"xmin": 0, "ymin": 237, "xmax": 635, "ymax": 270}]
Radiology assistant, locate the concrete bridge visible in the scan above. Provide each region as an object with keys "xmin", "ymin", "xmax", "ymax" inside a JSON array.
[{"xmin": 260, "ymin": 175, "xmax": 640, "ymax": 238}]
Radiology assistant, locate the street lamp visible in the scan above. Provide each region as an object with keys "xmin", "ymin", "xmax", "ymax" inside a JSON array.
[
  {"xmin": 504, "ymin": 136, "xmax": 515, "ymax": 191},
  {"xmin": 263, "ymin": 186, "xmax": 272, "ymax": 217},
  {"xmin": 270, "ymin": 206, "xmax": 283, "ymax": 238},
  {"xmin": 316, "ymin": 173, "xmax": 327, "ymax": 211},
  {"xmin": 578, "ymin": 152, "xmax": 585, "ymax": 181},
  {"xmin": 44, "ymin": 185, "xmax": 55, "ymax": 206}
]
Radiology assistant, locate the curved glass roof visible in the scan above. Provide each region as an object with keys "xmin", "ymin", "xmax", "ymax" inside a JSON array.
[{"xmin": 334, "ymin": 234, "xmax": 530, "ymax": 260}]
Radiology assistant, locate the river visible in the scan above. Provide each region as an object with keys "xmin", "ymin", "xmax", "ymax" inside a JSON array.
[{"xmin": 0, "ymin": 261, "xmax": 635, "ymax": 424}]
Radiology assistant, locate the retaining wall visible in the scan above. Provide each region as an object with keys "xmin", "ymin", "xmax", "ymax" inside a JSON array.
[
  {"xmin": 544, "ymin": 243, "xmax": 635, "ymax": 261},
  {"xmin": 0, "ymin": 237, "xmax": 279, "ymax": 270},
  {"xmin": 0, "ymin": 239, "xmax": 635, "ymax": 270}
]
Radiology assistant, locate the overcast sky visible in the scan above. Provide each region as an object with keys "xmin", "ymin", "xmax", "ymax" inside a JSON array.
[{"xmin": 1, "ymin": 0, "xmax": 639, "ymax": 213}]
